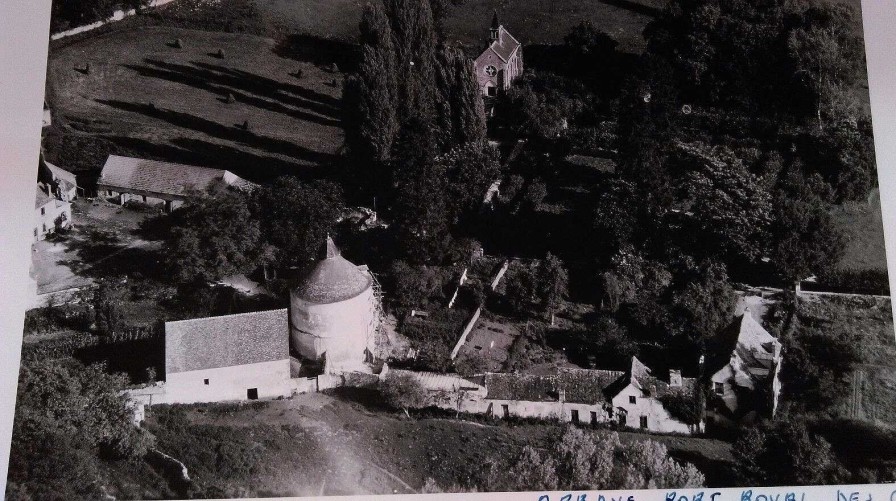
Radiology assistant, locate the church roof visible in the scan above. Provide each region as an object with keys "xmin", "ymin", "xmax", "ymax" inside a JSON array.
[
  {"xmin": 293, "ymin": 236, "xmax": 372, "ymax": 304},
  {"xmin": 488, "ymin": 26, "xmax": 521, "ymax": 63},
  {"xmin": 165, "ymin": 309, "xmax": 289, "ymax": 374},
  {"xmin": 98, "ymin": 155, "xmax": 254, "ymax": 198}
]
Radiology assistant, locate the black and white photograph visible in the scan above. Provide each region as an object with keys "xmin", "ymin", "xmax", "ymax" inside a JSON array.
[{"xmin": 2, "ymin": 0, "xmax": 896, "ymax": 498}]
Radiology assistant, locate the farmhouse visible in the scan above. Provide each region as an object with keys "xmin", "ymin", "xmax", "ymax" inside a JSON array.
[
  {"xmin": 163, "ymin": 309, "xmax": 292, "ymax": 404},
  {"xmin": 706, "ymin": 307, "xmax": 783, "ymax": 423},
  {"xmin": 38, "ymin": 153, "xmax": 79, "ymax": 202},
  {"xmin": 34, "ymin": 183, "xmax": 71, "ymax": 241},
  {"xmin": 392, "ymin": 356, "xmax": 701, "ymax": 434},
  {"xmin": 474, "ymin": 12, "xmax": 523, "ymax": 97},
  {"xmin": 97, "ymin": 155, "xmax": 254, "ymax": 211},
  {"xmin": 290, "ymin": 236, "xmax": 382, "ymax": 373}
]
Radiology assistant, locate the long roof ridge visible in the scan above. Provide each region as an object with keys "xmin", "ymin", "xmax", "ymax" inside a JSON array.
[{"xmin": 165, "ymin": 308, "xmax": 288, "ymax": 326}]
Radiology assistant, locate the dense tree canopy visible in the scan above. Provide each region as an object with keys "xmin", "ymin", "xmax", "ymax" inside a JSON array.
[
  {"xmin": 7, "ymin": 360, "xmax": 153, "ymax": 500},
  {"xmin": 164, "ymin": 190, "xmax": 264, "ymax": 285},
  {"xmin": 251, "ymin": 177, "xmax": 345, "ymax": 270},
  {"xmin": 733, "ymin": 420, "xmax": 846, "ymax": 486}
]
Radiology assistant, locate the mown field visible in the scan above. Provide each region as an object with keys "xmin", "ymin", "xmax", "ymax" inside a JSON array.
[
  {"xmin": 831, "ymin": 189, "xmax": 890, "ymax": 272},
  {"xmin": 46, "ymin": 25, "xmax": 344, "ymax": 182},
  {"xmin": 794, "ymin": 294, "xmax": 896, "ymax": 422}
]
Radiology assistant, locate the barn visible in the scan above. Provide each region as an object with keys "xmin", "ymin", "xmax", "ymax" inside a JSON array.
[
  {"xmin": 97, "ymin": 155, "xmax": 254, "ymax": 211},
  {"xmin": 164, "ymin": 309, "xmax": 292, "ymax": 404}
]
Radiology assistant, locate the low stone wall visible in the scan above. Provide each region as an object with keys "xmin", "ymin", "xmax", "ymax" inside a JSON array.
[{"xmin": 449, "ymin": 307, "xmax": 481, "ymax": 360}]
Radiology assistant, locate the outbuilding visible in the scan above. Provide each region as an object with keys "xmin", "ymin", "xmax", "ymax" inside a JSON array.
[
  {"xmin": 164, "ymin": 309, "xmax": 292, "ymax": 404},
  {"xmin": 97, "ymin": 155, "xmax": 254, "ymax": 211}
]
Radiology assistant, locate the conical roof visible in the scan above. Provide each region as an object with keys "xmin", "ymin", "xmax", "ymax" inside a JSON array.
[{"xmin": 293, "ymin": 236, "xmax": 371, "ymax": 304}]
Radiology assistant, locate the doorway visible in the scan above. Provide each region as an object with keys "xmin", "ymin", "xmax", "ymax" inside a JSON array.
[{"xmin": 247, "ymin": 388, "xmax": 258, "ymax": 400}]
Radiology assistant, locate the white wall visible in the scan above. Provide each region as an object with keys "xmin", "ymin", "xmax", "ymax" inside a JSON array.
[
  {"xmin": 290, "ymin": 287, "xmax": 377, "ymax": 372},
  {"xmin": 164, "ymin": 359, "xmax": 291, "ymax": 404},
  {"xmin": 610, "ymin": 383, "xmax": 693, "ymax": 434}
]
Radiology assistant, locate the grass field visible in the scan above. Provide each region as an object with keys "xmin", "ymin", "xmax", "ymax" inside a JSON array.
[
  {"xmin": 794, "ymin": 294, "xmax": 896, "ymax": 422},
  {"xmin": 256, "ymin": 0, "xmax": 863, "ymax": 53},
  {"xmin": 47, "ymin": 25, "xmax": 344, "ymax": 182},
  {"xmin": 831, "ymin": 189, "xmax": 889, "ymax": 272}
]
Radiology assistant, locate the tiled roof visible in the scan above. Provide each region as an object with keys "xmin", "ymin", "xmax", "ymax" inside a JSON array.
[
  {"xmin": 485, "ymin": 373, "xmax": 558, "ymax": 401},
  {"xmin": 485, "ymin": 367, "xmax": 628, "ymax": 404},
  {"xmin": 556, "ymin": 368, "xmax": 625, "ymax": 404},
  {"xmin": 98, "ymin": 155, "xmax": 253, "ymax": 198},
  {"xmin": 391, "ymin": 369, "xmax": 484, "ymax": 393},
  {"xmin": 165, "ymin": 309, "xmax": 288, "ymax": 374},
  {"xmin": 44, "ymin": 159, "xmax": 77, "ymax": 186},
  {"xmin": 489, "ymin": 26, "xmax": 521, "ymax": 62},
  {"xmin": 707, "ymin": 310, "xmax": 781, "ymax": 380},
  {"xmin": 293, "ymin": 237, "xmax": 372, "ymax": 304}
]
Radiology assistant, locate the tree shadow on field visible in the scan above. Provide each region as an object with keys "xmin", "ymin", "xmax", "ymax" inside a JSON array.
[
  {"xmin": 96, "ymin": 99, "xmax": 339, "ymax": 168},
  {"xmin": 104, "ymin": 134, "xmax": 327, "ymax": 183},
  {"xmin": 598, "ymin": 0, "xmax": 662, "ymax": 18},
  {"xmin": 121, "ymin": 59, "xmax": 342, "ymax": 124},
  {"xmin": 274, "ymin": 35, "xmax": 360, "ymax": 74}
]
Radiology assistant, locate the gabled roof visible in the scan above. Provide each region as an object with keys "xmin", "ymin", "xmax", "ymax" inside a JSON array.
[
  {"xmin": 486, "ymin": 26, "xmax": 521, "ymax": 63},
  {"xmin": 293, "ymin": 236, "xmax": 372, "ymax": 304},
  {"xmin": 35, "ymin": 184, "xmax": 52, "ymax": 209},
  {"xmin": 165, "ymin": 309, "xmax": 289, "ymax": 374},
  {"xmin": 707, "ymin": 309, "xmax": 781, "ymax": 381},
  {"xmin": 98, "ymin": 155, "xmax": 254, "ymax": 198}
]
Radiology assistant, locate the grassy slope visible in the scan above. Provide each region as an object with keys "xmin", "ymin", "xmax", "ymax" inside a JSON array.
[
  {"xmin": 146, "ymin": 392, "xmax": 734, "ymax": 494},
  {"xmin": 831, "ymin": 189, "xmax": 889, "ymax": 272},
  {"xmin": 47, "ymin": 25, "xmax": 343, "ymax": 182},
  {"xmin": 794, "ymin": 295, "xmax": 896, "ymax": 422}
]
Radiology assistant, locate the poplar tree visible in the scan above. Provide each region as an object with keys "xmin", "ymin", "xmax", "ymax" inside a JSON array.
[{"xmin": 344, "ymin": 4, "xmax": 399, "ymax": 162}]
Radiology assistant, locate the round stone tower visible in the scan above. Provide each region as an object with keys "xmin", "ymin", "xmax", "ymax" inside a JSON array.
[{"xmin": 289, "ymin": 236, "xmax": 379, "ymax": 372}]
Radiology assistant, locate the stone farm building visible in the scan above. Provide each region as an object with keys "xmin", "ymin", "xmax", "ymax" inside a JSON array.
[
  {"xmin": 34, "ymin": 182, "xmax": 71, "ymax": 241},
  {"xmin": 706, "ymin": 307, "xmax": 783, "ymax": 424},
  {"xmin": 390, "ymin": 356, "xmax": 702, "ymax": 435},
  {"xmin": 164, "ymin": 309, "xmax": 293, "ymax": 404},
  {"xmin": 474, "ymin": 12, "xmax": 523, "ymax": 97},
  {"xmin": 97, "ymin": 155, "xmax": 254, "ymax": 211}
]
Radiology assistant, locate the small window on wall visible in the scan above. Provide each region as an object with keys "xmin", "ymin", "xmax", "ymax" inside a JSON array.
[
  {"xmin": 640, "ymin": 416, "xmax": 648, "ymax": 429},
  {"xmin": 247, "ymin": 388, "xmax": 258, "ymax": 400},
  {"xmin": 571, "ymin": 410, "xmax": 579, "ymax": 423},
  {"xmin": 40, "ymin": 207, "xmax": 45, "ymax": 216},
  {"xmin": 204, "ymin": 379, "xmax": 209, "ymax": 385},
  {"xmin": 629, "ymin": 396, "xmax": 636, "ymax": 404},
  {"xmin": 714, "ymin": 382, "xmax": 724, "ymax": 395},
  {"xmin": 487, "ymin": 86, "xmax": 497, "ymax": 97}
]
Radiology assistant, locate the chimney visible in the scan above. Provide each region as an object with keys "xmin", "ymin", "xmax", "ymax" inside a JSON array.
[
  {"xmin": 557, "ymin": 388, "xmax": 566, "ymax": 403},
  {"xmin": 669, "ymin": 369, "xmax": 682, "ymax": 387}
]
